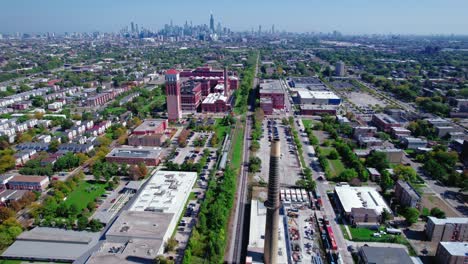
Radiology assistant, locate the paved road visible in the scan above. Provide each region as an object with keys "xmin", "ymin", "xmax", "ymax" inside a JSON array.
[{"xmin": 295, "ymin": 119, "xmax": 354, "ymax": 264}]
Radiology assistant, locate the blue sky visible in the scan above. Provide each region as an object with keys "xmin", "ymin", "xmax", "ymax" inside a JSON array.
[{"xmin": 1, "ymin": 0, "xmax": 467, "ymax": 34}]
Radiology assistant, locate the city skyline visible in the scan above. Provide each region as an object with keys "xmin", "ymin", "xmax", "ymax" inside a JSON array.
[{"xmin": 1, "ymin": 0, "xmax": 468, "ymax": 35}]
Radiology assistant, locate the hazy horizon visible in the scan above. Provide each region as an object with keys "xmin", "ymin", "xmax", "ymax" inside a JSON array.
[{"xmin": 1, "ymin": 0, "xmax": 468, "ymax": 35}]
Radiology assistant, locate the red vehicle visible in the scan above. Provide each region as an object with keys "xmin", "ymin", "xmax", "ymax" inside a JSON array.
[{"xmin": 326, "ymin": 225, "xmax": 338, "ymax": 250}]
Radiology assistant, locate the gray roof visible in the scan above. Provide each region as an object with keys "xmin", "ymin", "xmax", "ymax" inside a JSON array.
[
  {"xmin": 106, "ymin": 210, "xmax": 173, "ymax": 240},
  {"xmin": 439, "ymin": 242, "xmax": 468, "ymax": 256},
  {"xmin": 360, "ymin": 246, "xmax": 413, "ymax": 264},
  {"xmin": 2, "ymin": 227, "xmax": 100, "ymax": 262}
]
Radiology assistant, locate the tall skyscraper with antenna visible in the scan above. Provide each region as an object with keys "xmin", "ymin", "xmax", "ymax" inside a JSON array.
[{"xmin": 210, "ymin": 13, "xmax": 215, "ymax": 33}]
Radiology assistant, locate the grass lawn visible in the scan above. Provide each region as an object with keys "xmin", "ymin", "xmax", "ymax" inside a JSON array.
[
  {"xmin": 302, "ymin": 119, "xmax": 315, "ymax": 129},
  {"xmin": 104, "ymin": 107, "xmax": 127, "ymax": 116},
  {"xmin": 229, "ymin": 121, "xmax": 245, "ymax": 172},
  {"xmin": 141, "ymin": 94, "xmax": 166, "ymax": 113},
  {"xmin": 214, "ymin": 118, "xmax": 230, "ymax": 142},
  {"xmin": 0, "ymin": 260, "xmax": 22, "ymax": 264},
  {"xmin": 64, "ymin": 180, "xmax": 107, "ymax": 212},
  {"xmin": 321, "ymin": 147, "xmax": 345, "ymax": 177},
  {"xmin": 348, "ymin": 226, "xmax": 416, "ymax": 255}
]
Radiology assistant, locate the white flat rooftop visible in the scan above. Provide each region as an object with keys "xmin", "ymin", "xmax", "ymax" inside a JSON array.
[
  {"xmin": 129, "ymin": 170, "xmax": 197, "ymax": 213},
  {"xmin": 298, "ymin": 90, "xmax": 340, "ymax": 100},
  {"xmin": 439, "ymin": 242, "xmax": 468, "ymax": 256},
  {"xmin": 247, "ymin": 199, "xmax": 289, "ymax": 264},
  {"xmin": 428, "ymin": 216, "xmax": 468, "ymax": 225},
  {"xmin": 335, "ymin": 185, "xmax": 391, "ymax": 215},
  {"xmin": 202, "ymin": 92, "xmax": 228, "ymax": 104}
]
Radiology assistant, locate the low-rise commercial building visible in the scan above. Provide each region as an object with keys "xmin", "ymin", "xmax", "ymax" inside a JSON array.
[
  {"xmin": 334, "ymin": 185, "xmax": 392, "ymax": 217},
  {"xmin": 87, "ymin": 170, "xmax": 197, "ymax": 263},
  {"xmin": 105, "ymin": 146, "xmax": 163, "ymax": 166},
  {"xmin": 425, "ymin": 217, "xmax": 468, "ymax": 243},
  {"xmin": 372, "ymin": 113, "xmax": 401, "ymax": 132}
]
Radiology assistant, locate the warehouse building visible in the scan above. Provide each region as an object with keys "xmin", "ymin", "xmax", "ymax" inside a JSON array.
[
  {"xmin": 297, "ymin": 90, "xmax": 341, "ymax": 105},
  {"xmin": 87, "ymin": 170, "xmax": 197, "ymax": 263},
  {"xmin": 2, "ymin": 227, "xmax": 100, "ymax": 263},
  {"xmin": 334, "ymin": 185, "xmax": 391, "ymax": 217}
]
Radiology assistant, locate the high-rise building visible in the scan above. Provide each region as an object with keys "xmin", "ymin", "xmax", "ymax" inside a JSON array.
[
  {"xmin": 210, "ymin": 13, "xmax": 215, "ymax": 32},
  {"xmin": 258, "ymin": 25, "xmax": 262, "ymax": 35},
  {"xmin": 165, "ymin": 69, "xmax": 182, "ymax": 121},
  {"xmin": 335, "ymin": 61, "xmax": 346, "ymax": 76},
  {"xmin": 131, "ymin": 22, "xmax": 135, "ymax": 33},
  {"xmin": 272, "ymin": 24, "xmax": 275, "ymax": 34}
]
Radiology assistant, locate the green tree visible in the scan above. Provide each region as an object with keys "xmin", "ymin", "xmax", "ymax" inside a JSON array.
[
  {"xmin": 380, "ymin": 170, "xmax": 395, "ymax": 192},
  {"xmin": 403, "ymin": 207, "xmax": 420, "ymax": 225},
  {"xmin": 49, "ymin": 139, "xmax": 60, "ymax": 152},
  {"xmin": 381, "ymin": 208, "xmax": 391, "ymax": 223},
  {"xmin": 337, "ymin": 169, "xmax": 358, "ymax": 182},
  {"xmin": 0, "ymin": 207, "xmax": 15, "ymax": 222},
  {"xmin": 430, "ymin": 208, "xmax": 446, "ymax": 219},
  {"xmin": 393, "ymin": 165, "xmax": 417, "ymax": 182},
  {"xmin": 77, "ymin": 216, "xmax": 88, "ymax": 230},
  {"xmin": 327, "ymin": 149, "xmax": 339, "ymax": 160},
  {"xmin": 366, "ymin": 151, "xmax": 389, "ymax": 172}
]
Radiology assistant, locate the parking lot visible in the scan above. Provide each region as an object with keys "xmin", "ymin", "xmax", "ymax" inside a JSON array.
[
  {"xmin": 171, "ymin": 149, "xmax": 218, "ymax": 262},
  {"xmin": 91, "ymin": 180, "xmax": 135, "ymax": 224},
  {"xmin": 256, "ymin": 119, "xmax": 302, "ymax": 186},
  {"xmin": 172, "ymin": 131, "xmax": 217, "ymax": 165}
]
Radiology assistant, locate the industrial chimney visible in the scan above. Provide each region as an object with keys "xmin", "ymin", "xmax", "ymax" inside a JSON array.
[
  {"xmin": 224, "ymin": 66, "xmax": 229, "ymax": 96},
  {"xmin": 264, "ymin": 137, "xmax": 280, "ymax": 264}
]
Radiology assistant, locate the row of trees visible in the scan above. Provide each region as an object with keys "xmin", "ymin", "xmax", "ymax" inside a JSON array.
[
  {"xmin": 183, "ymin": 167, "xmax": 237, "ymax": 264},
  {"xmin": 19, "ymin": 152, "xmax": 88, "ymax": 176},
  {"xmin": 234, "ymin": 51, "xmax": 257, "ymax": 113}
]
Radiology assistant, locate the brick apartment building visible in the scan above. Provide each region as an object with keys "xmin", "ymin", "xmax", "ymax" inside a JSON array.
[
  {"xmin": 395, "ymin": 180, "xmax": 421, "ymax": 208},
  {"xmin": 436, "ymin": 242, "xmax": 468, "ymax": 264},
  {"xmin": 7, "ymin": 175, "xmax": 50, "ymax": 191},
  {"xmin": 425, "ymin": 217, "xmax": 468, "ymax": 243}
]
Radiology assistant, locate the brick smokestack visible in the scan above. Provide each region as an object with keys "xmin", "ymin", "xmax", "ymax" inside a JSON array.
[
  {"xmin": 264, "ymin": 136, "xmax": 280, "ymax": 264},
  {"xmin": 224, "ymin": 66, "xmax": 229, "ymax": 96}
]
